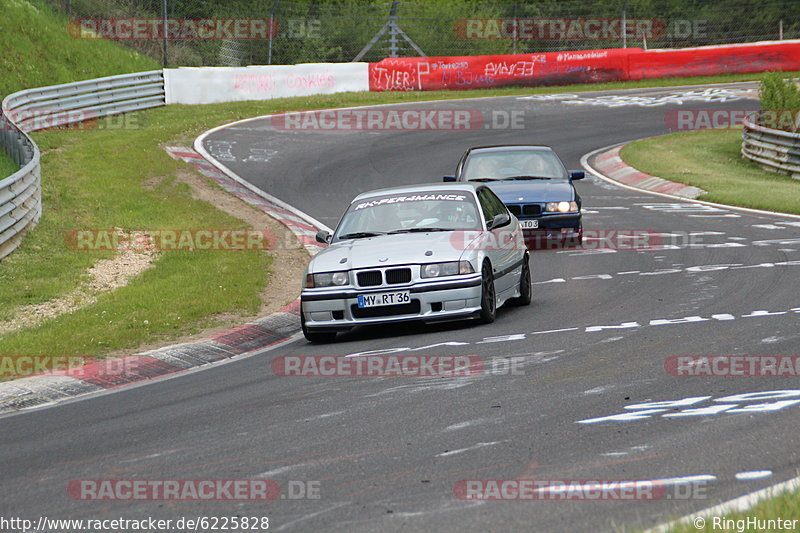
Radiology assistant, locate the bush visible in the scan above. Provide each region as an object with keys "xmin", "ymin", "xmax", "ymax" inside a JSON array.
[{"xmin": 759, "ymin": 71, "xmax": 800, "ymax": 131}]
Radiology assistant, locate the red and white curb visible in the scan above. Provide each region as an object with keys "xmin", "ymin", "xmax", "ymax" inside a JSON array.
[
  {"xmin": 0, "ymin": 145, "xmax": 327, "ymax": 415},
  {"xmin": 0, "ymin": 306, "xmax": 301, "ymax": 414},
  {"xmin": 582, "ymin": 142, "xmax": 800, "ymax": 220},
  {"xmin": 590, "ymin": 144, "xmax": 706, "ymax": 199}
]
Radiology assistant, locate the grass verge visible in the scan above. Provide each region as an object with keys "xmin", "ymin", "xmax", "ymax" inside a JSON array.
[
  {"xmin": 621, "ymin": 129, "xmax": 800, "ymax": 215},
  {"xmin": 2, "ymin": 71, "xmax": 799, "ymax": 363},
  {"xmin": 0, "ymin": 151, "xmax": 18, "ymax": 178},
  {"xmin": 0, "ymin": 0, "xmax": 158, "ymax": 97}
]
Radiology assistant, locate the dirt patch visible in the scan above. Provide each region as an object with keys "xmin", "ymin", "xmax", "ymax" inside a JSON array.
[
  {"xmin": 0, "ymin": 241, "xmax": 158, "ymax": 335},
  {"xmin": 142, "ymin": 174, "xmax": 169, "ymax": 190}
]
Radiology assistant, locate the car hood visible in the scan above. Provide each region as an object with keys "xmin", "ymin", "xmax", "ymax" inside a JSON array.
[
  {"xmin": 309, "ymin": 232, "xmax": 474, "ymax": 273},
  {"xmin": 485, "ymin": 180, "xmax": 575, "ymax": 203}
]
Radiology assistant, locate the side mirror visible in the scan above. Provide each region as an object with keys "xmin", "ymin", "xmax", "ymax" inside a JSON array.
[
  {"xmin": 488, "ymin": 213, "xmax": 510, "ymax": 230},
  {"xmin": 570, "ymin": 170, "xmax": 585, "ymax": 180},
  {"xmin": 315, "ymin": 230, "xmax": 331, "ymax": 244},
  {"xmin": 443, "ymin": 175, "xmax": 456, "ymax": 182}
]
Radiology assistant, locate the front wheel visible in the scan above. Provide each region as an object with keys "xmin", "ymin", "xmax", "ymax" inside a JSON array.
[
  {"xmin": 478, "ymin": 262, "xmax": 496, "ymax": 324},
  {"xmin": 508, "ymin": 254, "xmax": 532, "ymax": 306}
]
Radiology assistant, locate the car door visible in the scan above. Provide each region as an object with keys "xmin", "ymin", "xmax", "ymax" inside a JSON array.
[{"xmin": 477, "ymin": 187, "xmax": 519, "ymax": 295}]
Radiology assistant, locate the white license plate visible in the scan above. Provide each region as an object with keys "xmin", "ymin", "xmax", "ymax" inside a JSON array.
[
  {"xmin": 519, "ymin": 219, "xmax": 539, "ymax": 229},
  {"xmin": 358, "ymin": 291, "xmax": 411, "ymax": 308}
]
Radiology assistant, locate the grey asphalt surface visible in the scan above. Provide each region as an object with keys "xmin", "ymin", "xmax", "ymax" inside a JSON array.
[{"xmin": 2, "ymin": 83, "xmax": 800, "ymax": 533}]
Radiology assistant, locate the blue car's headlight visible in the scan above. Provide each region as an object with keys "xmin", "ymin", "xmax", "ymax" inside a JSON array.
[
  {"xmin": 545, "ymin": 201, "xmax": 579, "ymax": 213},
  {"xmin": 421, "ymin": 261, "xmax": 474, "ymax": 278},
  {"xmin": 306, "ymin": 271, "xmax": 349, "ymax": 288}
]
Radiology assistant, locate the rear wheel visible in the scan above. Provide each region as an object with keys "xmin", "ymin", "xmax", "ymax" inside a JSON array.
[
  {"xmin": 301, "ymin": 304, "xmax": 337, "ymax": 343},
  {"xmin": 478, "ymin": 262, "xmax": 496, "ymax": 324},
  {"xmin": 509, "ymin": 253, "xmax": 532, "ymax": 306}
]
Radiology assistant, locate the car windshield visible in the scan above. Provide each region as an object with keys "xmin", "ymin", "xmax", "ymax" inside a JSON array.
[
  {"xmin": 335, "ymin": 191, "xmax": 482, "ymax": 241},
  {"xmin": 462, "ymin": 150, "xmax": 566, "ymax": 181}
]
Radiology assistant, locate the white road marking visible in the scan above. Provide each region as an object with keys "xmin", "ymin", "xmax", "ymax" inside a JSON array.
[
  {"xmin": 530, "ymin": 327, "xmax": 579, "ymax": 335},
  {"xmin": 735, "ymin": 470, "xmax": 773, "ymax": 481},
  {"xmin": 436, "ymin": 441, "xmax": 503, "ymax": 457},
  {"xmin": 445, "ymin": 420, "xmax": 486, "ymax": 431}
]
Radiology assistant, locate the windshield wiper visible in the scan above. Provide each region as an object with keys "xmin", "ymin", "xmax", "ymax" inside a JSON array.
[
  {"xmin": 387, "ymin": 227, "xmax": 452, "ymax": 234},
  {"xmin": 506, "ymin": 175, "xmax": 555, "ymax": 180},
  {"xmin": 338, "ymin": 231, "xmax": 386, "ymax": 239},
  {"xmin": 468, "ymin": 177, "xmax": 500, "ymax": 182}
]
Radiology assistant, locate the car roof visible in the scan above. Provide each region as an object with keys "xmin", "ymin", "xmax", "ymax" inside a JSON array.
[
  {"xmin": 351, "ymin": 182, "xmax": 481, "ymax": 203},
  {"xmin": 466, "ymin": 145, "xmax": 555, "ymax": 154}
]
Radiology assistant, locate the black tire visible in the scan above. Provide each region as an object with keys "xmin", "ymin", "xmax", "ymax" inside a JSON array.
[
  {"xmin": 301, "ymin": 304, "xmax": 337, "ymax": 343},
  {"xmin": 478, "ymin": 261, "xmax": 496, "ymax": 324},
  {"xmin": 573, "ymin": 224, "xmax": 583, "ymax": 246},
  {"xmin": 509, "ymin": 254, "xmax": 532, "ymax": 306}
]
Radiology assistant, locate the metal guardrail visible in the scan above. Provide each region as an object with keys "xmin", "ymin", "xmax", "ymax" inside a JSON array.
[
  {"xmin": 0, "ymin": 70, "xmax": 165, "ymax": 260},
  {"xmin": 742, "ymin": 113, "xmax": 800, "ymax": 178}
]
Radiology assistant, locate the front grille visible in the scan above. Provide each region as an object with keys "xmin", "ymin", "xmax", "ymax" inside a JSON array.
[
  {"xmin": 507, "ymin": 204, "xmax": 522, "ymax": 216},
  {"xmin": 523, "ymin": 204, "xmax": 542, "ymax": 216},
  {"xmin": 357, "ymin": 270, "xmax": 382, "ymax": 286},
  {"xmin": 385, "ymin": 268, "xmax": 411, "ymax": 284},
  {"xmin": 352, "ymin": 300, "xmax": 421, "ymax": 318}
]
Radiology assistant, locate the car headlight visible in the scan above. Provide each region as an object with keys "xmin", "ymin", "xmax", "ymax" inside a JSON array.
[
  {"xmin": 306, "ymin": 271, "xmax": 349, "ymax": 288},
  {"xmin": 420, "ymin": 261, "xmax": 474, "ymax": 278},
  {"xmin": 545, "ymin": 201, "xmax": 579, "ymax": 213}
]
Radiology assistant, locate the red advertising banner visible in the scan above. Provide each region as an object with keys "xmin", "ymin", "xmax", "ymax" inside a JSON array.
[
  {"xmin": 628, "ymin": 41, "xmax": 800, "ymax": 80},
  {"xmin": 368, "ymin": 48, "xmax": 640, "ymax": 91},
  {"xmin": 369, "ymin": 41, "xmax": 800, "ymax": 92}
]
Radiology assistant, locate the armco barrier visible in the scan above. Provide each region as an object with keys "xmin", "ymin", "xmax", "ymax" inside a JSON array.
[
  {"xmin": 0, "ymin": 113, "xmax": 40, "ymax": 261},
  {"xmin": 4, "ymin": 71, "xmax": 165, "ymax": 133},
  {"xmin": 0, "ymin": 70, "xmax": 166, "ymax": 261},
  {"xmin": 742, "ymin": 113, "xmax": 800, "ymax": 178}
]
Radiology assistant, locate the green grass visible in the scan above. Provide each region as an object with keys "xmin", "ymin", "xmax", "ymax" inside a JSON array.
[
  {"xmin": 0, "ymin": 0, "xmax": 158, "ymax": 97},
  {"xmin": 659, "ymin": 486, "xmax": 800, "ymax": 532},
  {"xmin": 621, "ymin": 129, "xmax": 800, "ymax": 215},
  {"xmin": 0, "ymin": 104, "xmax": 276, "ymax": 359},
  {"xmin": 0, "ymin": 151, "xmax": 18, "ymax": 177}
]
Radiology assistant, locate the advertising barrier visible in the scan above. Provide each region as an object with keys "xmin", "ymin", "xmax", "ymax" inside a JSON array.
[
  {"xmin": 369, "ymin": 40, "xmax": 800, "ymax": 92},
  {"xmin": 368, "ymin": 48, "xmax": 639, "ymax": 91},
  {"xmin": 164, "ymin": 63, "xmax": 369, "ymax": 104},
  {"xmin": 629, "ymin": 40, "xmax": 800, "ymax": 80}
]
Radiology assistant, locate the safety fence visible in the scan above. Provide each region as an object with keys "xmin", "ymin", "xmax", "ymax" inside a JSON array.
[
  {"xmin": 742, "ymin": 113, "xmax": 800, "ymax": 178},
  {"xmin": 45, "ymin": 0, "xmax": 800, "ymax": 67},
  {"xmin": 0, "ymin": 71, "xmax": 165, "ymax": 260}
]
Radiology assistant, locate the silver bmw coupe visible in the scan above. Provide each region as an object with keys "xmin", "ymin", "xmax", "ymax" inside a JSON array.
[{"xmin": 300, "ymin": 183, "xmax": 531, "ymax": 342}]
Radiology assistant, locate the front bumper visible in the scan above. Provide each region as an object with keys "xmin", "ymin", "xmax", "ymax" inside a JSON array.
[
  {"xmin": 301, "ymin": 274, "xmax": 483, "ymax": 331},
  {"xmin": 520, "ymin": 213, "xmax": 582, "ymax": 241}
]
